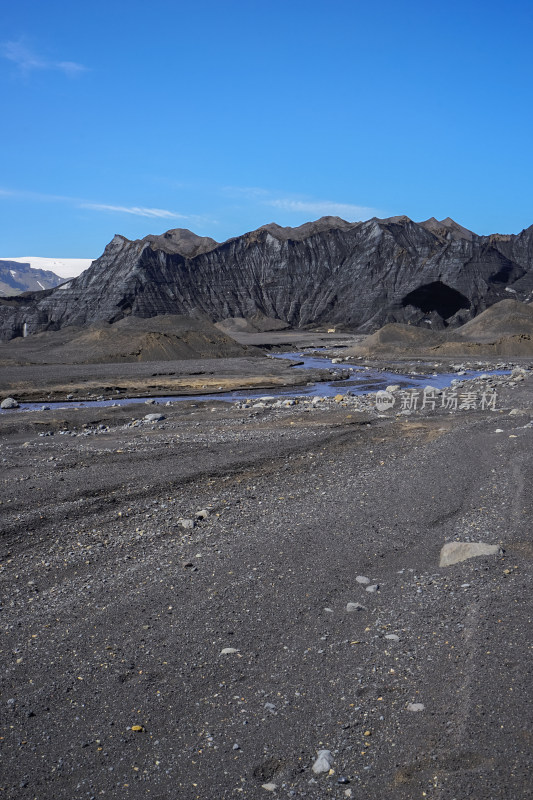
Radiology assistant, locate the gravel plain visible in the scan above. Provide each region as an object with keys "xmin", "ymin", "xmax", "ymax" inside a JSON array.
[{"xmin": 1, "ymin": 365, "xmax": 532, "ymax": 799}]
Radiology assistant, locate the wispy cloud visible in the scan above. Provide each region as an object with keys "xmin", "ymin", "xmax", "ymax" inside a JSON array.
[
  {"xmin": 0, "ymin": 187, "xmax": 213, "ymax": 225},
  {"xmin": 222, "ymin": 186, "xmax": 378, "ymax": 221},
  {"xmin": 222, "ymin": 186, "xmax": 271, "ymax": 200},
  {"xmin": 81, "ymin": 203, "xmax": 190, "ymax": 220},
  {"xmin": 1, "ymin": 40, "xmax": 87, "ymax": 76},
  {"xmin": 266, "ymin": 198, "xmax": 378, "ymax": 220}
]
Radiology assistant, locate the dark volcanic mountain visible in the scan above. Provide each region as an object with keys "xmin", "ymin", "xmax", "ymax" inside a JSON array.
[
  {"xmin": 0, "ymin": 260, "xmax": 67, "ymax": 297},
  {"xmin": 2, "ymin": 215, "xmax": 533, "ymax": 340}
]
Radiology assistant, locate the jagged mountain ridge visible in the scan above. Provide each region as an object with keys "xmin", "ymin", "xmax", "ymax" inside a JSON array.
[
  {"xmin": 0, "ymin": 260, "xmax": 67, "ymax": 297},
  {"xmin": 2, "ymin": 215, "xmax": 533, "ymax": 340}
]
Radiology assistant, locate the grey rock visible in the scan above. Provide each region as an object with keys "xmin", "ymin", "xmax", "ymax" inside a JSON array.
[
  {"xmin": 346, "ymin": 602, "xmax": 366, "ymax": 612},
  {"xmin": 385, "ymin": 633, "xmax": 400, "ymax": 641},
  {"xmin": 365, "ymin": 584, "xmax": 379, "ymax": 593},
  {"xmin": 145, "ymin": 399, "xmax": 156, "ymax": 405},
  {"xmin": 178, "ymin": 518, "xmax": 195, "ymax": 530},
  {"xmin": 407, "ymin": 702, "xmax": 425, "ymax": 712},
  {"xmin": 220, "ymin": 647, "xmax": 239, "ymax": 655},
  {"xmin": 144, "ymin": 413, "xmax": 165, "ymax": 422},
  {"xmin": 261, "ymin": 784, "xmax": 278, "ymax": 792},
  {"xmin": 356, "ymin": 575, "xmax": 370, "ymax": 584},
  {"xmin": 312, "ymin": 749, "xmax": 334, "ymax": 774},
  {"xmin": 439, "ymin": 541, "xmax": 500, "ymax": 567},
  {"xmin": 1, "ymin": 397, "xmax": 19, "ymax": 409},
  {"xmin": 195, "ymin": 509, "xmax": 209, "ymax": 520}
]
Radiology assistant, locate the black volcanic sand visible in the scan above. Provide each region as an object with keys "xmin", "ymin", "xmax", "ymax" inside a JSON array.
[{"xmin": 1, "ymin": 368, "xmax": 532, "ymax": 799}]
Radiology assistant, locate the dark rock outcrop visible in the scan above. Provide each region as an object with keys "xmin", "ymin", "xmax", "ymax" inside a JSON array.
[{"xmin": 2, "ymin": 216, "xmax": 533, "ymax": 341}]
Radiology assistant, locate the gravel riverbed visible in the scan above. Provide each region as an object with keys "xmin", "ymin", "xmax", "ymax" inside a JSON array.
[{"xmin": 1, "ymin": 366, "xmax": 532, "ymax": 799}]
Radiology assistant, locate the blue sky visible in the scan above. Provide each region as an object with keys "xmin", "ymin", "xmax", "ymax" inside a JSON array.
[{"xmin": 1, "ymin": 0, "xmax": 532, "ymax": 257}]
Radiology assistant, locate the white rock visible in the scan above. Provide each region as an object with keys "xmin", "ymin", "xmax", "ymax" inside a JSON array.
[
  {"xmin": 386, "ymin": 384, "xmax": 400, "ymax": 392},
  {"xmin": 261, "ymin": 784, "xmax": 278, "ymax": 792},
  {"xmin": 312, "ymin": 749, "xmax": 334, "ymax": 774},
  {"xmin": 365, "ymin": 584, "xmax": 379, "ymax": 593},
  {"xmin": 439, "ymin": 541, "xmax": 500, "ymax": 567},
  {"xmin": 407, "ymin": 702, "xmax": 425, "ymax": 712},
  {"xmin": 1, "ymin": 397, "xmax": 19, "ymax": 409},
  {"xmin": 220, "ymin": 647, "xmax": 239, "ymax": 655},
  {"xmin": 385, "ymin": 634, "xmax": 400, "ymax": 641},
  {"xmin": 356, "ymin": 575, "xmax": 370, "ymax": 584},
  {"xmin": 144, "ymin": 413, "xmax": 165, "ymax": 422}
]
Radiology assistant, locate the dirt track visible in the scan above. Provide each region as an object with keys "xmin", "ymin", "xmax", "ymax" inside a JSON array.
[{"xmin": 1, "ymin": 372, "xmax": 532, "ymax": 799}]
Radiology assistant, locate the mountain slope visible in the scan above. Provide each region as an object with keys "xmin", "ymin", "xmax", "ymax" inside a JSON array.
[
  {"xmin": 2, "ymin": 216, "xmax": 533, "ymax": 340},
  {"xmin": 0, "ymin": 260, "xmax": 68, "ymax": 296}
]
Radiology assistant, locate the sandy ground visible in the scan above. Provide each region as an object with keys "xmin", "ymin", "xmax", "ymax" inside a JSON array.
[
  {"xmin": 1, "ymin": 368, "xmax": 532, "ymax": 799},
  {"xmin": 0, "ymin": 357, "xmax": 336, "ymax": 403}
]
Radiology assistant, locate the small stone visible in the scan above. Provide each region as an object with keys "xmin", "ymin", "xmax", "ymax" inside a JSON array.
[
  {"xmin": 439, "ymin": 541, "xmax": 500, "ymax": 567},
  {"xmin": 131, "ymin": 725, "xmax": 144, "ymax": 732},
  {"xmin": 232, "ymin": 743, "xmax": 240, "ymax": 750},
  {"xmin": 144, "ymin": 413, "xmax": 165, "ymax": 422},
  {"xmin": 365, "ymin": 584, "xmax": 379, "ymax": 593},
  {"xmin": 334, "ymin": 394, "xmax": 344, "ymax": 403},
  {"xmin": 385, "ymin": 633, "xmax": 399, "ymax": 641},
  {"xmin": 346, "ymin": 602, "xmax": 366, "ymax": 612},
  {"xmin": 178, "ymin": 518, "xmax": 195, "ymax": 529},
  {"xmin": 407, "ymin": 703, "xmax": 425, "ymax": 712},
  {"xmin": 195, "ymin": 509, "xmax": 209, "ymax": 520},
  {"xmin": 312, "ymin": 749, "xmax": 334, "ymax": 774},
  {"xmin": 261, "ymin": 784, "xmax": 277, "ymax": 792},
  {"xmin": 1, "ymin": 397, "xmax": 19, "ymax": 409},
  {"xmin": 145, "ymin": 399, "xmax": 156, "ymax": 405},
  {"xmin": 386, "ymin": 385, "xmax": 400, "ymax": 392},
  {"xmin": 220, "ymin": 647, "xmax": 239, "ymax": 655},
  {"xmin": 356, "ymin": 575, "xmax": 370, "ymax": 585}
]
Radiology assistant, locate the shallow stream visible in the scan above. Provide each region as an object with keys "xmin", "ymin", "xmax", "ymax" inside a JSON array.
[{"xmin": 2, "ymin": 351, "xmax": 510, "ymax": 414}]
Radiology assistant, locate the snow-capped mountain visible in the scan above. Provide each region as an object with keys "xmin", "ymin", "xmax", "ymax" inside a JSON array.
[
  {"xmin": 0, "ymin": 260, "xmax": 69, "ymax": 296},
  {"xmin": 1, "ymin": 257, "xmax": 92, "ymax": 279}
]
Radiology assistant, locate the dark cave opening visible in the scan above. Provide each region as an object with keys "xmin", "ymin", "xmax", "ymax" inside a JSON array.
[{"xmin": 401, "ymin": 281, "xmax": 471, "ymax": 320}]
